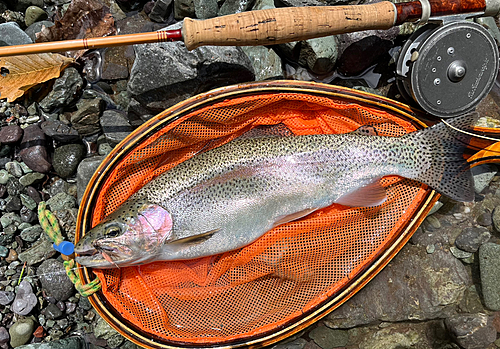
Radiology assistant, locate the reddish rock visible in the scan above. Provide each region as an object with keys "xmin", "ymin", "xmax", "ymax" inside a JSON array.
[{"xmin": 0, "ymin": 125, "xmax": 23, "ymax": 144}]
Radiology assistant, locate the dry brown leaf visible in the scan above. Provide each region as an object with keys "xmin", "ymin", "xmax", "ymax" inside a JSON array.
[
  {"xmin": 36, "ymin": 0, "xmax": 117, "ymax": 59},
  {"xmin": 0, "ymin": 53, "xmax": 74, "ymax": 102}
]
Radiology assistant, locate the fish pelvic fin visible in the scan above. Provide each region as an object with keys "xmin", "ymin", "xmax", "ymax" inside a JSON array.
[
  {"xmin": 336, "ymin": 179, "xmax": 387, "ymax": 207},
  {"xmin": 404, "ymin": 112, "xmax": 478, "ymax": 202},
  {"xmin": 168, "ymin": 229, "xmax": 219, "ymax": 245}
]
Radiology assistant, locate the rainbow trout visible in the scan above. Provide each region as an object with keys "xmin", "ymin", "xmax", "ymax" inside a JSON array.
[{"xmin": 75, "ymin": 114, "xmax": 475, "ymax": 268}]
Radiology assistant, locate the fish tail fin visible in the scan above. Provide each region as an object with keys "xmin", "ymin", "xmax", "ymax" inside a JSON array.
[{"xmin": 404, "ymin": 112, "xmax": 478, "ymax": 202}]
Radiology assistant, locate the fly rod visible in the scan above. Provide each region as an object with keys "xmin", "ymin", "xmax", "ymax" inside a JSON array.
[{"xmin": 0, "ymin": 0, "xmax": 498, "ymax": 57}]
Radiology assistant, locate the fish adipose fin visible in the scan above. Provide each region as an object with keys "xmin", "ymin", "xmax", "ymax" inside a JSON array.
[
  {"xmin": 335, "ymin": 180, "xmax": 387, "ymax": 207},
  {"xmin": 404, "ymin": 112, "xmax": 478, "ymax": 202},
  {"xmin": 169, "ymin": 229, "xmax": 219, "ymax": 245}
]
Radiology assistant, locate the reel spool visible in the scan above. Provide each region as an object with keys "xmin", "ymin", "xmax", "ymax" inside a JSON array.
[{"xmin": 396, "ymin": 21, "xmax": 499, "ymax": 118}]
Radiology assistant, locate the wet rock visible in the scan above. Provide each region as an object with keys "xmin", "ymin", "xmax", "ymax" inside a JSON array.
[
  {"xmin": 472, "ymin": 164, "xmax": 497, "ymax": 194},
  {"xmin": 9, "ymin": 318, "xmax": 34, "ymax": 348},
  {"xmin": 349, "ymin": 322, "xmax": 433, "ymax": 349},
  {"xmin": 455, "ymin": 227, "xmax": 490, "ymax": 253},
  {"xmin": 0, "ymin": 23, "xmax": 32, "ymax": 46},
  {"xmin": 11, "ymin": 280, "xmax": 37, "ymax": 316},
  {"xmin": 94, "ymin": 317, "xmax": 124, "ymax": 348},
  {"xmin": 39, "ymin": 68, "xmax": 84, "ymax": 112},
  {"xmin": 277, "ymin": 36, "xmax": 338, "ymax": 75},
  {"xmin": 19, "ymin": 125, "xmax": 50, "ymax": 173},
  {"xmin": 271, "ymin": 338, "xmax": 307, "ymax": 349},
  {"xmin": 450, "ymin": 246, "xmax": 472, "ymax": 259},
  {"xmin": 24, "ymin": 6, "xmax": 47, "ymax": 27},
  {"xmin": 7, "ymin": 178, "xmax": 24, "ymax": 197},
  {"xmin": 14, "ymin": 337, "xmax": 88, "ymax": 348},
  {"xmin": 20, "ymin": 225, "xmax": 42, "ymax": 242},
  {"xmin": 445, "ymin": 313, "xmax": 496, "ymax": 349},
  {"xmin": 5, "ymin": 196, "xmax": 22, "ymax": 212},
  {"xmin": 335, "ymin": 28, "xmax": 399, "ymax": 76},
  {"xmin": 70, "ymin": 98, "xmax": 105, "ymax": 136},
  {"xmin": 0, "ymin": 327, "xmax": 8, "ymax": 345},
  {"xmin": 0, "ymin": 245, "xmax": 8, "ymax": 257},
  {"xmin": 20, "ymin": 193, "xmax": 37, "ymax": 210},
  {"xmin": 46, "ymin": 192, "xmax": 77, "ymax": 211},
  {"xmin": 1, "ymin": 212, "xmax": 22, "ymax": 228},
  {"xmin": 128, "ymin": 23, "xmax": 254, "ymax": 116},
  {"xmin": 38, "ymin": 259, "xmax": 74, "ymax": 301},
  {"xmin": 40, "ymin": 120, "xmax": 80, "ymax": 143},
  {"xmin": 0, "ymin": 125, "xmax": 23, "ymax": 144},
  {"xmin": 43, "ymin": 303, "xmax": 63, "ymax": 320},
  {"xmin": 241, "ymin": 46, "xmax": 283, "ymax": 81},
  {"xmin": 0, "ymin": 291, "xmax": 14, "ymax": 305},
  {"xmin": 476, "ymin": 211, "xmax": 492, "ymax": 227},
  {"xmin": 149, "ymin": 0, "xmax": 174, "ymax": 22},
  {"xmin": 18, "ymin": 234, "xmax": 56, "ymax": 265},
  {"xmin": 100, "ymin": 110, "xmax": 133, "ymax": 146},
  {"xmin": 218, "ymin": 0, "xmax": 254, "ymax": 16},
  {"xmin": 325, "ymin": 246, "xmax": 470, "ymax": 328},
  {"xmin": 101, "ymin": 46, "xmax": 133, "ymax": 81},
  {"xmin": 174, "ymin": 0, "xmax": 195, "ymax": 19},
  {"xmin": 6, "ymin": 248, "xmax": 18, "ymax": 262},
  {"xmin": 6, "ymin": 161, "xmax": 23, "ymax": 178},
  {"xmin": 24, "ymin": 20, "xmax": 54, "ymax": 42},
  {"xmin": 52, "ymin": 144, "xmax": 85, "ymax": 179},
  {"xmin": 193, "ymin": 0, "xmax": 217, "ymax": 19},
  {"xmin": 309, "ymin": 326, "xmax": 348, "ymax": 349},
  {"xmin": 0, "ymin": 170, "xmax": 11, "ymax": 185},
  {"xmin": 20, "ymin": 206, "xmax": 36, "ymax": 223},
  {"xmin": 492, "ymin": 205, "xmax": 500, "ymax": 232},
  {"xmin": 479, "ymin": 243, "xmax": 500, "ymax": 310},
  {"xmin": 54, "ymin": 209, "xmax": 78, "ymax": 241}
]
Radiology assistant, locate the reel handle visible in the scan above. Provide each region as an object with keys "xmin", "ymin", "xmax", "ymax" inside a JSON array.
[{"xmin": 182, "ymin": 2, "xmax": 396, "ymax": 50}]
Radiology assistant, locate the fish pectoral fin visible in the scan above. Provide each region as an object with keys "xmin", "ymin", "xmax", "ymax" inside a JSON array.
[
  {"xmin": 336, "ymin": 180, "xmax": 387, "ymax": 207},
  {"xmin": 273, "ymin": 208, "xmax": 318, "ymax": 227},
  {"xmin": 168, "ymin": 229, "xmax": 219, "ymax": 245}
]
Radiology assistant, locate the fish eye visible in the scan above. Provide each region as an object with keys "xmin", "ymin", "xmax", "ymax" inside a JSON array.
[{"xmin": 105, "ymin": 226, "xmax": 121, "ymax": 237}]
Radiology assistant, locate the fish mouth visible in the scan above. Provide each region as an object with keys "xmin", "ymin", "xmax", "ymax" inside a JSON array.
[{"xmin": 75, "ymin": 245, "xmax": 134, "ymax": 268}]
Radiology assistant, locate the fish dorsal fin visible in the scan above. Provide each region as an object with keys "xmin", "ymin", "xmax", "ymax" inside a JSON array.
[
  {"xmin": 351, "ymin": 125, "xmax": 379, "ymax": 136},
  {"xmin": 273, "ymin": 208, "xmax": 318, "ymax": 227},
  {"xmin": 336, "ymin": 180, "xmax": 387, "ymax": 207},
  {"xmin": 168, "ymin": 229, "xmax": 219, "ymax": 245}
]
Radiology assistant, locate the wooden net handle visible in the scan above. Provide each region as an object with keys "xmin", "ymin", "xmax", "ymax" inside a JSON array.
[{"xmin": 183, "ymin": 2, "xmax": 397, "ymax": 50}]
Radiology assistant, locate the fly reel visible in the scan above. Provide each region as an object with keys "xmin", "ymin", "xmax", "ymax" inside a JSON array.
[{"xmin": 396, "ymin": 20, "xmax": 499, "ymax": 118}]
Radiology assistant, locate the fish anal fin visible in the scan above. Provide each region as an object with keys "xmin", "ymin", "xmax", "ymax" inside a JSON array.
[
  {"xmin": 273, "ymin": 208, "xmax": 318, "ymax": 227},
  {"xmin": 336, "ymin": 180, "xmax": 387, "ymax": 207},
  {"xmin": 168, "ymin": 229, "xmax": 219, "ymax": 245}
]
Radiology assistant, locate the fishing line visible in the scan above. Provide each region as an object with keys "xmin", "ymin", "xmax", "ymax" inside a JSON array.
[
  {"xmin": 441, "ymin": 118, "xmax": 500, "ymax": 142},
  {"xmin": 6, "ymin": 266, "xmax": 88, "ymax": 281}
]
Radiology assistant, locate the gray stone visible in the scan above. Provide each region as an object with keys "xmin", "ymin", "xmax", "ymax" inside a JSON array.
[
  {"xmin": 70, "ymin": 98, "xmax": 105, "ymax": 136},
  {"xmin": 0, "ymin": 245, "xmax": 9, "ymax": 256},
  {"xmin": 276, "ymin": 0, "xmax": 325, "ymax": 6},
  {"xmin": 0, "ymin": 291, "xmax": 14, "ymax": 305},
  {"xmin": 39, "ymin": 68, "xmax": 84, "ymax": 112},
  {"xmin": 7, "ymin": 178, "xmax": 24, "ymax": 196},
  {"xmin": 149, "ymin": 0, "xmax": 174, "ymax": 22},
  {"xmin": 0, "ymin": 327, "xmax": 8, "ymax": 345},
  {"xmin": 472, "ymin": 164, "xmax": 497, "ymax": 194},
  {"xmin": 450, "ymin": 246, "xmax": 473, "ymax": 259},
  {"xmin": 94, "ymin": 317, "xmax": 124, "ymax": 348},
  {"xmin": 100, "ymin": 110, "xmax": 133, "ymax": 146},
  {"xmin": 350, "ymin": 322, "xmax": 431, "ymax": 349},
  {"xmin": 241, "ymin": 46, "xmax": 283, "ymax": 81},
  {"xmin": 24, "ymin": 20, "xmax": 54, "ymax": 42},
  {"xmin": 309, "ymin": 327, "xmax": 348, "ymax": 349},
  {"xmin": 128, "ymin": 24, "xmax": 254, "ymax": 116},
  {"xmin": 174, "ymin": 0, "xmax": 195, "ymax": 19},
  {"xmin": 43, "ymin": 303, "xmax": 63, "ymax": 319},
  {"xmin": 40, "ymin": 120, "xmax": 80, "ymax": 143},
  {"xmin": 325, "ymin": 246, "xmax": 470, "ymax": 328},
  {"xmin": 18, "ymin": 234, "xmax": 56, "ymax": 265},
  {"xmin": 5, "ymin": 195, "xmax": 22, "ymax": 212},
  {"xmin": 76, "ymin": 156, "xmax": 104, "ymax": 203},
  {"xmin": 455, "ymin": 227, "xmax": 491, "ymax": 253},
  {"xmin": 0, "ymin": 170, "xmax": 11, "ymax": 185},
  {"xmin": 52, "ymin": 144, "xmax": 85, "ymax": 178},
  {"xmin": 476, "ymin": 211, "xmax": 492, "ymax": 227},
  {"xmin": 9, "ymin": 318, "xmax": 34, "ymax": 348},
  {"xmin": 280, "ymin": 37, "xmax": 338, "ymax": 75},
  {"xmin": 445, "ymin": 313, "xmax": 496, "ymax": 349},
  {"xmin": 46, "ymin": 192, "xmax": 77, "ymax": 211},
  {"xmin": 100, "ymin": 46, "xmax": 133, "ymax": 81},
  {"xmin": 218, "ymin": 0, "xmax": 254, "ymax": 15},
  {"xmin": 271, "ymin": 338, "xmax": 307, "ymax": 349},
  {"xmin": 15, "ymin": 337, "xmax": 87, "ymax": 348},
  {"xmin": 1, "ymin": 212, "xmax": 22, "ymax": 228},
  {"xmin": 6, "ymin": 161, "xmax": 23, "ymax": 178},
  {"xmin": 24, "ymin": 6, "xmax": 48, "ymax": 27},
  {"xmin": 11, "ymin": 280, "xmax": 37, "ymax": 316},
  {"xmin": 20, "ymin": 225, "xmax": 42, "ymax": 242},
  {"xmin": 19, "ymin": 173, "xmax": 44, "ymax": 187},
  {"xmin": 193, "ymin": 0, "xmax": 217, "ymax": 19},
  {"xmin": 38, "ymin": 259, "xmax": 75, "ymax": 301},
  {"xmin": 479, "ymin": 243, "xmax": 500, "ymax": 310},
  {"xmin": 0, "ymin": 23, "xmax": 32, "ymax": 47},
  {"xmin": 492, "ymin": 205, "xmax": 500, "ymax": 232}
]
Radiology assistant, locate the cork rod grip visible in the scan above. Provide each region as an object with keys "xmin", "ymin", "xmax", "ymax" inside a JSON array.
[{"xmin": 183, "ymin": 2, "xmax": 397, "ymax": 50}]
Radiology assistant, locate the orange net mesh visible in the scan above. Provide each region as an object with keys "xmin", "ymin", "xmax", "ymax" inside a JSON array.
[{"xmin": 89, "ymin": 93, "xmax": 426, "ymax": 344}]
